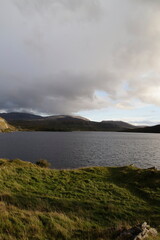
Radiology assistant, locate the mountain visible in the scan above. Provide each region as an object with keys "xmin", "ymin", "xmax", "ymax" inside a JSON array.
[
  {"xmin": 0, "ymin": 112, "xmax": 43, "ymax": 121},
  {"xmin": 45, "ymin": 115, "xmax": 90, "ymax": 122},
  {"xmin": 0, "ymin": 112, "xmax": 89, "ymax": 122},
  {"xmin": 4, "ymin": 115, "xmax": 95, "ymax": 131},
  {"xmin": 0, "ymin": 112, "xmax": 139, "ymax": 132},
  {"xmin": 0, "ymin": 117, "xmax": 15, "ymax": 132}
]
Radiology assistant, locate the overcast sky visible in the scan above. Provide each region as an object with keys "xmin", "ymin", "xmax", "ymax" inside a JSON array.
[{"xmin": 1, "ymin": 0, "xmax": 160, "ymax": 125}]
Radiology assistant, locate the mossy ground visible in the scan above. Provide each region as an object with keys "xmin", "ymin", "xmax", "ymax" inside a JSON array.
[{"xmin": 0, "ymin": 159, "xmax": 159, "ymax": 240}]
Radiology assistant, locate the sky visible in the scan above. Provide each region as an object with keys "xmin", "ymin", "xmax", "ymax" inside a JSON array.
[{"xmin": 1, "ymin": 0, "xmax": 160, "ymax": 125}]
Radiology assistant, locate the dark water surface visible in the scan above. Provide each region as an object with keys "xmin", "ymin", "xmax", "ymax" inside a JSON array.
[{"xmin": 0, "ymin": 131, "xmax": 160, "ymax": 169}]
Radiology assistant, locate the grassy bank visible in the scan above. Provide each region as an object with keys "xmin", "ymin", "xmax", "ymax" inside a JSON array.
[{"xmin": 0, "ymin": 159, "xmax": 159, "ymax": 240}]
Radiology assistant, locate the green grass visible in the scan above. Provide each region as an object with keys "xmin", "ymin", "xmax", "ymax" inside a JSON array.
[{"xmin": 0, "ymin": 159, "xmax": 159, "ymax": 239}]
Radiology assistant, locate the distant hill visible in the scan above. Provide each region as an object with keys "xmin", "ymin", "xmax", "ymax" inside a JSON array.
[
  {"xmin": 0, "ymin": 112, "xmax": 139, "ymax": 132},
  {"xmin": 101, "ymin": 120, "xmax": 136, "ymax": 130},
  {"xmin": 126, "ymin": 124, "xmax": 160, "ymax": 133}
]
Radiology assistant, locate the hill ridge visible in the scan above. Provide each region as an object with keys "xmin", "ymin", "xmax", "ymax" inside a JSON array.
[{"xmin": 0, "ymin": 112, "xmax": 139, "ymax": 132}]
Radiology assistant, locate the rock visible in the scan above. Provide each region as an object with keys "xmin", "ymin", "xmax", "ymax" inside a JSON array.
[
  {"xmin": 141, "ymin": 222, "xmax": 150, "ymax": 230},
  {"xmin": 117, "ymin": 222, "xmax": 158, "ymax": 240},
  {"xmin": 134, "ymin": 233, "xmax": 143, "ymax": 240},
  {"xmin": 141, "ymin": 228, "xmax": 149, "ymax": 236},
  {"xmin": 148, "ymin": 228, "xmax": 158, "ymax": 236}
]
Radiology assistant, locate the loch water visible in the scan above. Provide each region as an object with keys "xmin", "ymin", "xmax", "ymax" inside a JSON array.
[{"xmin": 0, "ymin": 131, "xmax": 160, "ymax": 169}]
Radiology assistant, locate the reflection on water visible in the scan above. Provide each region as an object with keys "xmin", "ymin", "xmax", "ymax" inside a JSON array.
[{"xmin": 0, "ymin": 131, "xmax": 160, "ymax": 169}]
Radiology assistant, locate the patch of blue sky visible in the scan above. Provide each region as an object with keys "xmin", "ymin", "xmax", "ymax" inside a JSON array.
[
  {"xmin": 94, "ymin": 90, "xmax": 108, "ymax": 97},
  {"xmin": 122, "ymin": 82, "xmax": 131, "ymax": 91}
]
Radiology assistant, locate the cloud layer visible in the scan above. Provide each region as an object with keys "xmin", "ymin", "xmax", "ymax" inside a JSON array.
[{"xmin": 1, "ymin": 0, "xmax": 160, "ymax": 114}]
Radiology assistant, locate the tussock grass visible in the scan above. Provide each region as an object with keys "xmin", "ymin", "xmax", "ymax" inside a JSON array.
[{"xmin": 0, "ymin": 159, "xmax": 159, "ymax": 239}]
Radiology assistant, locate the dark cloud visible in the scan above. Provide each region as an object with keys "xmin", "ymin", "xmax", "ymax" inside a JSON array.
[{"xmin": 0, "ymin": 0, "xmax": 160, "ymax": 114}]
